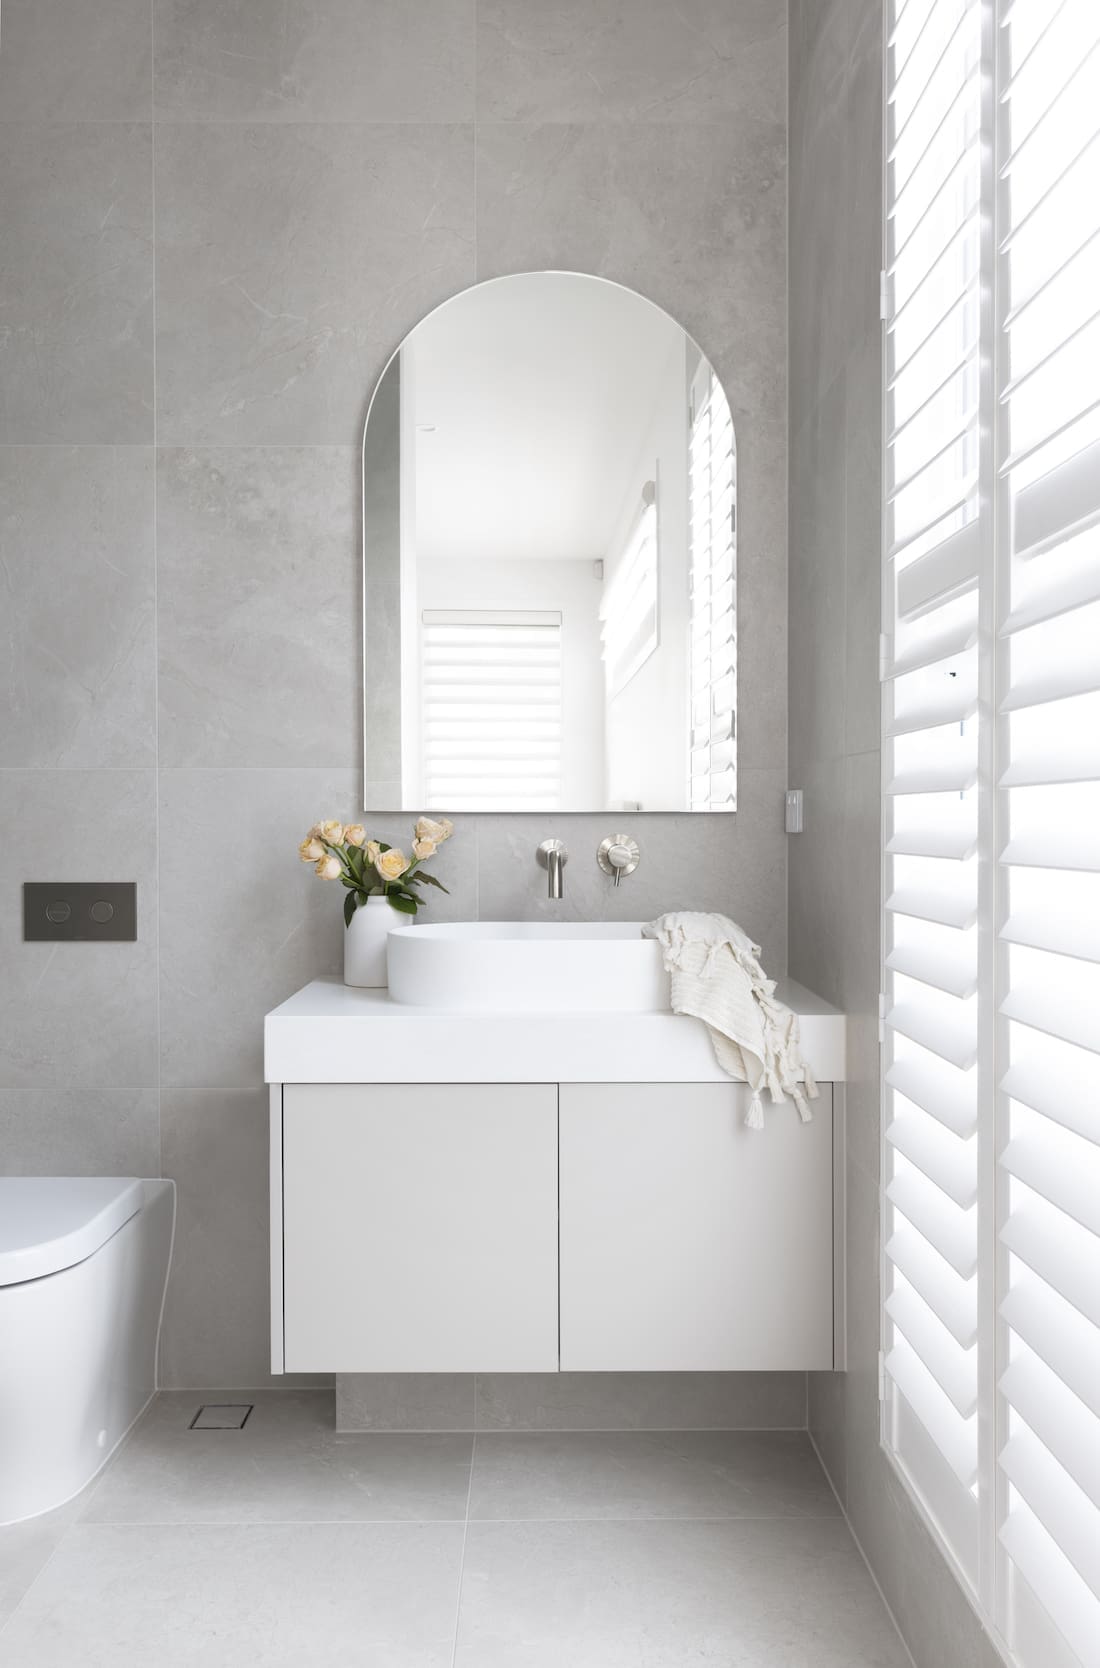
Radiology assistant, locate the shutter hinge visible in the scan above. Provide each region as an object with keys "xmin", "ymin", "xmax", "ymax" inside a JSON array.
[
  {"xmin": 879, "ymin": 632, "xmax": 892, "ymax": 681},
  {"xmin": 878, "ymin": 1350, "xmax": 887, "ymax": 1401},
  {"xmin": 878, "ymin": 992, "xmax": 887, "ymax": 1044},
  {"xmin": 879, "ymin": 269, "xmax": 890, "ymax": 322}
]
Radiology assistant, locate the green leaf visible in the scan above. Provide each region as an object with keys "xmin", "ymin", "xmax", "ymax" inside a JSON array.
[
  {"xmin": 377, "ymin": 841, "xmax": 391, "ymax": 854},
  {"xmin": 343, "ymin": 890, "xmax": 358, "ymax": 928},
  {"xmin": 387, "ymin": 892, "xmax": 418, "ymax": 915},
  {"xmin": 410, "ymin": 871, "xmax": 449, "ymax": 893}
]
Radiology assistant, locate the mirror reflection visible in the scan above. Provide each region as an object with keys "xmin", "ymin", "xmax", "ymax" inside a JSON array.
[{"xmin": 363, "ymin": 272, "xmax": 736, "ymax": 813}]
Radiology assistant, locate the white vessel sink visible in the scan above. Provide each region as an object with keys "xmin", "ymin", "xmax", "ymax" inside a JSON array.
[{"xmin": 386, "ymin": 921, "xmax": 670, "ymax": 1013}]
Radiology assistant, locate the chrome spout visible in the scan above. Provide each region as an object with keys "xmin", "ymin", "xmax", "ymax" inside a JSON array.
[{"xmin": 536, "ymin": 839, "xmax": 568, "ymax": 899}]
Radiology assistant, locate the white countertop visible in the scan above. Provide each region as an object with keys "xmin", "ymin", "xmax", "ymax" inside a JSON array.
[{"xmin": 265, "ymin": 976, "xmax": 846, "ymax": 1084}]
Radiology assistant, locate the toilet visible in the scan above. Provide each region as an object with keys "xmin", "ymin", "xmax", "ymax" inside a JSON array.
[{"xmin": 0, "ymin": 1176, "xmax": 175, "ymax": 1525}]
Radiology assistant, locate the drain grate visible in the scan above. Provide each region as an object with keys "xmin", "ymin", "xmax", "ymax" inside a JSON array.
[{"xmin": 189, "ymin": 1403, "xmax": 253, "ymax": 1431}]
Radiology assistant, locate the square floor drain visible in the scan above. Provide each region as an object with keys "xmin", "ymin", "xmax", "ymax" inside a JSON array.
[{"xmin": 189, "ymin": 1403, "xmax": 253, "ymax": 1431}]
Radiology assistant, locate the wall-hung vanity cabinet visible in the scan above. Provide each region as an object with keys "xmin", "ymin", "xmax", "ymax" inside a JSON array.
[{"xmin": 266, "ymin": 978, "xmax": 847, "ymax": 1376}]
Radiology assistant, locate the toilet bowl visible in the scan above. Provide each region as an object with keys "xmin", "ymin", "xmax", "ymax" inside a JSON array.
[{"xmin": 0, "ymin": 1175, "xmax": 175, "ymax": 1525}]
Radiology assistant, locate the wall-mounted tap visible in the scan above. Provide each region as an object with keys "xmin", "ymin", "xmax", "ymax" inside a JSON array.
[
  {"xmin": 537, "ymin": 839, "xmax": 568, "ymax": 899},
  {"xmin": 597, "ymin": 834, "xmax": 641, "ymax": 887}
]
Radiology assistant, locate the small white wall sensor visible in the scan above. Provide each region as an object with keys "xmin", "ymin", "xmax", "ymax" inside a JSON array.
[{"xmin": 785, "ymin": 789, "xmax": 803, "ymax": 834}]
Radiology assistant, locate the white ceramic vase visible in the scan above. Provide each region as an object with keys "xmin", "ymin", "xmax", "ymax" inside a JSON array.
[{"xmin": 344, "ymin": 895, "xmax": 394, "ymax": 988}]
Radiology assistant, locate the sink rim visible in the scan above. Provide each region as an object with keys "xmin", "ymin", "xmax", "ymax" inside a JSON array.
[{"xmin": 388, "ymin": 919, "xmax": 652, "ymax": 945}]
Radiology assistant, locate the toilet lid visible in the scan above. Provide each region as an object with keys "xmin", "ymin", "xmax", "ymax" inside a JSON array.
[{"xmin": 0, "ymin": 1177, "xmax": 144, "ymax": 1286}]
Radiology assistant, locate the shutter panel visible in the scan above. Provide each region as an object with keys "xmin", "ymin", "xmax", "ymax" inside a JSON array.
[
  {"xmin": 882, "ymin": 0, "xmax": 985, "ymax": 1590},
  {"xmin": 420, "ymin": 611, "xmax": 562, "ymax": 811},
  {"xmin": 688, "ymin": 363, "xmax": 737, "ymax": 811},
  {"xmin": 883, "ymin": 1, "xmax": 1100, "ymax": 1660},
  {"xmin": 996, "ymin": 3, "xmax": 1100, "ymax": 1662}
]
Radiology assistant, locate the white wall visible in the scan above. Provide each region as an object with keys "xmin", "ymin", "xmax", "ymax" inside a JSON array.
[
  {"xmin": 602, "ymin": 340, "xmax": 694, "ymax": 811},
  {"xmin": 417, "ymin": 556, "xmax": 605, "ymax": 808}
]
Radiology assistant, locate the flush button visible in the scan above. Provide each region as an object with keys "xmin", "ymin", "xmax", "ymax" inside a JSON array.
[{"xmin": 23, "ymin": 882, "xmax": 136, "ymax": 942}]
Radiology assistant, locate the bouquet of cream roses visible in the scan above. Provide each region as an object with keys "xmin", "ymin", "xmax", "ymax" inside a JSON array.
[{"xmin": 299, "ymin": 816, "xmax": 453, "ymax": 926}]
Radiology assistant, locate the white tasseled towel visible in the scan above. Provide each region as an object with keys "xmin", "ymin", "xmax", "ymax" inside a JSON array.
[{"xmin": 643, "ymin": 912, "xmax": 819, "ymax": 1129}]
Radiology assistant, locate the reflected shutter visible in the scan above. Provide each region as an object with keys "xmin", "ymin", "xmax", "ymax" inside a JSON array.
[{"xmin": 688, "ymin": 363, "xmax": 737, "ymax": 810}]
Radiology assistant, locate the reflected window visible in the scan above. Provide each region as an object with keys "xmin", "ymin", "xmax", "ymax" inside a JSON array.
[
  {"xmin": 420, "ymin": 610, "xmax": 562, "ymax": 812},
  {"xmin": 601, "ymin": 483, "xmax": 659, "ymax": 697}
]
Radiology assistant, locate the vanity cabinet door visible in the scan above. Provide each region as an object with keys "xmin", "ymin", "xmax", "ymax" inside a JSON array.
[
  {"xmin": 558, "ymin": 1082, "xmax": 834, "ymax": 1371},
  {"xmin": 282, "ymin": 1083, "xmax": 559, "ymax": 1373}
]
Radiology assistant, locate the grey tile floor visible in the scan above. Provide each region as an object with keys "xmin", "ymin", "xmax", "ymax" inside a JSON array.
[{"xmin": 0, "ymin": 1390, "xmax": 909, "ymax": 1666}]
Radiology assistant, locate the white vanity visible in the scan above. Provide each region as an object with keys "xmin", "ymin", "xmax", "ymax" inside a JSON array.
[{"xmin": 265, "ymin": 931, "xmax": 847, "ymax": 1380}]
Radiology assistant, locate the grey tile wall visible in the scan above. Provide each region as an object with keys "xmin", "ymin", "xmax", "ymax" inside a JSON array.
[
  {"xmin": 0, "ymin": 0, "xmax": 790, "ymax": 1407},
  {"xmin": 788, "ymin": 3, "xmax": 1001, "ymax": 1664},
  {"xmin": 336, "ymin": 1370, "xmax": 807, "ymax": 1433}
]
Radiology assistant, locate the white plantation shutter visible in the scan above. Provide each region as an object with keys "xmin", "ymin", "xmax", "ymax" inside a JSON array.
[
  {"xmin": 995, "ymin": 3, "xmax": 1100, "ymax": 1664},
  {"xmin": 882, "ymin": 0, "xmax": 985, "ymax": 1588},
  {"xmin": 420, "ymin": 610, "xmax": 562, "ymax": 811},
  {"xmin": 883, "ymin": 1, "xmax": 1100, "ymax": 1662},
  {"xmin": 688, "ymin": 362, "xmax": 737, "ymax": 811}
]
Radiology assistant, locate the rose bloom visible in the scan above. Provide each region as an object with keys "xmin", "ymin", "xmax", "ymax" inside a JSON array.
[
  {"xmin": 376, "ymin": 848, "xmax": 410, "ymax": 882},
  {"xmin": 319, "ymin": 820, "xmax": 344, "ymax": 844},
  {"xmin": 299, "ymin": 836, "xmax": 325, "ymax": 862},
  {"xmin": 412, "ymin": 838, "xmax": 436, "ymax": 860},
  {"xmin": 415, "ymin": 815, "xmax": 453, "ymax": 845},
  {"xmin": 365, "ymin": 840, "xmax": 382, "ymax": 866},
  {"xmin": 315, "ymin": 855, "xmax": 343, "ymax": 880},
  {"xmin": 344, "ymin": 824, "xmax": 366, "ymax": 847}
]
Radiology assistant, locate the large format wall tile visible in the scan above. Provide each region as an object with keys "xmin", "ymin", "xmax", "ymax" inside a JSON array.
[
  {"xmin": 788, "ymin": 0, "xmax": 848, "ymax": 406},
  {"xmin": 476, "ymin": 1370, "xmax": 806, "ymax": 1432},
  {"xmin": 0, "ymin": 125, "xmax": 153, "ymax": 443},
  {"xmin": 155, "ymin": 123, "xmax": 475, "ymax": 444},
  {"xmin": 159, "ymin": 1088, "xmax": 303, "ymax": 1387},
  {"xmin": 154, "ymin": 0, "xmax": 475, "ymax": 123},
  {"xmin": 478, "ymin": 0, "xmax": 785, "ymax": 125},
  {"xmin": 158, "ymin": 768, "xmax": 479, "ymax": 1088},
  {"xmin": 844, "ymin": 326, "xmax": 883, "ymax": 758},
  {"xmin": 788, "ymin": 371, "xmax": 847, "ymax": 781},
  {"xmin": 0, "ymin": 0, "xmax": 151, "ymax": 122},
  {"xmin": 335, "ymin": 1371, "xmax": 807, "ymax": 1432},
  {"xmin": 0, "ymin": 1089, "xmax": 160, "ymax": 1177},
  {"xmin": 473, "ymin": 770, "xmax": 788, "ymax": 975},
  {"xmin": 0, "ymin": 447, "xmax": 155, "ymax": 768},
  {"xmin": 0, "ymin": 770, "xmax": 158, "ymax": 1090},
  {"xmin": 735, "ymin": 414, "xmax": 788, "ymax": 771},
  {"xmin": 475, "ymin": 121, "xmax": 786, "ymax": 436},
  {"xmin": 156, "ymin": 448, "xmax": 359, "ymax": 767}
]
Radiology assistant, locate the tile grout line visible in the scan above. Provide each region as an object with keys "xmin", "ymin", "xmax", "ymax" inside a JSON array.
[
  {"xmin": 24, "ymin": 1510, "xmax": 847, "ymax": 1531},
  {"xmin": 448, "ymin": 1431, "xmax": 477, "ymax": 1668}
]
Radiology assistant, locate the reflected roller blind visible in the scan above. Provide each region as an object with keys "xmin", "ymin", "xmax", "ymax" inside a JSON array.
[
  {"xmin": 420, "ymin": 610, "xmax": 562, "ymax": 812},
  {"xmin": 882, "ymin": 2, "xmax": 1100, "ymax": 1663}
]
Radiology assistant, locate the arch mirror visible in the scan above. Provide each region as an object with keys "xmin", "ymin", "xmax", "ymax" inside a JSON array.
[{"xmin": 363, "ymin": 272, "xmax": 736, "ymax": 813}]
